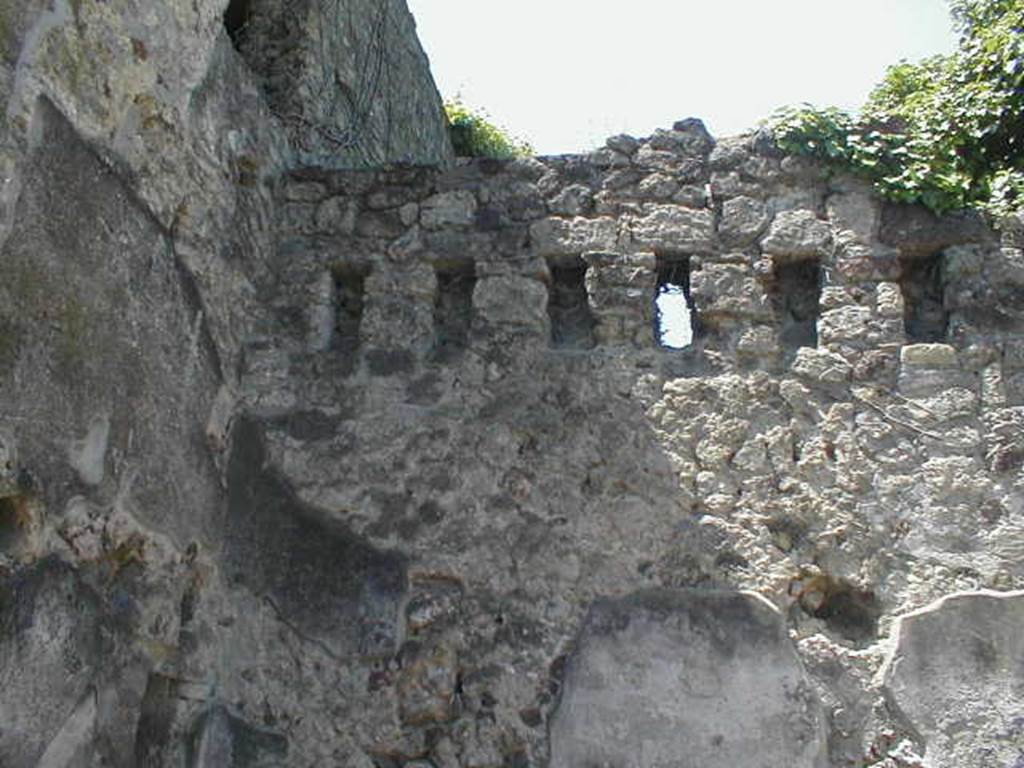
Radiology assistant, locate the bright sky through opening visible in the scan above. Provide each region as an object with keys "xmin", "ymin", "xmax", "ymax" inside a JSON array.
[{"xmin": 407, "ymin": 0, "xmax": 957, "ymax": 155}]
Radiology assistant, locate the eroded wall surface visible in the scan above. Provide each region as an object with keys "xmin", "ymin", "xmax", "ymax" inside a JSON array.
[
  {"xmin": 228, "ymin": 127, "xmax": 1024, "ymax": 766},
  {"xmin": 1, "ymin": 1, "xmax": 1023, "ymax": 766}
]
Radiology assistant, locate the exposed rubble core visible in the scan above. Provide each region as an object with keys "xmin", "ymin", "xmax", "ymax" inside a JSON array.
[{"xmin": 1, "ymin": 1, "xmax": 1023, "ymax": 766}]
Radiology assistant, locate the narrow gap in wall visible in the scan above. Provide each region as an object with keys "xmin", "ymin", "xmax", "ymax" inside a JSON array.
[
  {"xmin": 655, "ymin": 254, "xmax": 697, "ymax": 349},
  {"xmin": 223, "ymin": 0, "xmax": 254, "ymax": 52},
  {"xmin": 433, "ymin": 260, "xmax": 477, "ymax": 357},
  {"xmin": 899, "ymin": 251, "xmax": 948, "ymax": 342},
  {"xmin": 547, "ymin": 257, "xmax": 596, "ymax": 349},
  {"xmin": 332, "ymin": 264, "xmax": 370, "ymax": 356},
  {"xmin": 773, "ymin": 258, "xmax": 821, "ymax": 361}
]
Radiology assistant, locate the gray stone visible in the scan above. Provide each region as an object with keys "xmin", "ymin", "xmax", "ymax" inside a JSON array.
[
  {"xmin": 530, "ymin": 216, "xmax": 620, "ymax": 256},
  {"xmin": 549, "ymin": 590, "xmax": 827, "ymax": 768},
  {"xmin": 629, "ymin": 204, "xmax": 714, "ymax": 252},
  {"xmin": 421, "ymin": 191, "xmax": 478, "ymax": 229},
  {"xmin": 883, "ymin": 591, "xmax": 1024, "ymax": 768},
  {"xmin": 606, "ymin": 134, "xmax": 640, "ymax": 155},
  {"xmin": 690, "ymin": 263, "xmax": 771, "ymax": 322},
  {"xmin": 760, "ymin": 209, "xmax": 832, "ymax": 258},
  {"xmin": 719, "ymin": 195, "xmax": 771, "ymax": 246},
  {"xmin": 229, "ymin": 0, "xmax": 453, "ymax": 167},
  {"xmin": 548, "ymin": 185, "xmax": 594, "ymax": 216},
  {"xmin": 880, "ymin": 204, "xmax": 993, "ymax": 257}
]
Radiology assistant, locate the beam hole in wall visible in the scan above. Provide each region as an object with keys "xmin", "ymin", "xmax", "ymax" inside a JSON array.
[
  {"xmin": 223, "ymin": 0, "xmax": 254, "ymax": 51},
  {"xmin": 655, "ymin": 254, "xmax": 698, "ymax": 349},
  {"xmin": 547, "ymin": 257, "xmax": 595, "ymax": 349},
  {"xmin": 332, "ymin": 264, "xmax": 370, "ymax": 356},
  {"xmin": 899, "ymin": 251, "xmax": 948, "ymax": 342},
  {"xmin": 433, "ymin": 260, "xmax": 477, "ymax": 358},
  {"xmin": 772, "ymin": 258, "xmax": 821, "ymax": 361}
]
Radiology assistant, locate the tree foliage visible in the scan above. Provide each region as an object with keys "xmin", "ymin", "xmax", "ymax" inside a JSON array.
[
  {"xmin": 768, "ymin": 0, "xmax": 1024, "ymax": 217},
  {"xmin": 444, "ymin": 99, "xmax": 533, "ymax": 159}
]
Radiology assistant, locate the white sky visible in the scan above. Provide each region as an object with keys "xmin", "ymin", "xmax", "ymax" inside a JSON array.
[{"xmin": 407, "ymin": 0, "xmax": 958, "ymax": 154}]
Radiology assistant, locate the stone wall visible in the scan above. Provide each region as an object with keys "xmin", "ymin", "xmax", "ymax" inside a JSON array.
[
  {"xmin": 226, "ymin": 0, "xmax": 453, "ymax": 168},
  {"xmin": 222, "ymin": 125, "xmax": 1024, "ymax": 766},
  {"xmin": 1, "ymin": 1, "xmax": 1024, "ymax": 766}
]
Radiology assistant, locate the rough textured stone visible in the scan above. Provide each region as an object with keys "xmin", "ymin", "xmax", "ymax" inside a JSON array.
[
  {"xmin": 230, "ymin": 0, "xmax": 452, "ymax": 167},
  {"xmin": 719, "ymin": 195, "xmax": 771, "ymax": 246},
  {"xmin": 530, "ymin": 215, "xmax": 620, "ymax": 256},
  {"xmin": 760, "ymin": 209, "xmax": 832, "ymax": 258},
  {"xmin": 629, "ymin": 204, "xmax": 714, "ymax": 252},
  {"xmin": 0, "ymin": 4, "xmax": 1020, "ymax": 765},
  {"xmin": 549, "ymin": 590, "xmax": 827, "ymax": 768},
  {"xmin": 883, "ymin": 591, "xmax": 1024, "ymax": 768}
]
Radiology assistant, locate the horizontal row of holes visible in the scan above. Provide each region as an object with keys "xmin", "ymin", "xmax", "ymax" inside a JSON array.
[{"xmin": 326, "ymin": 251, "xmax": 947, "ymax": 359}]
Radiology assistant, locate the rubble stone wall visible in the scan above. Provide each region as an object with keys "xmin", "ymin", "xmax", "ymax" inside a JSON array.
[
  {"xmin": 228, "ymin": 123, "xmax": 1024, "ymax": 766},
  {"xmin": 1, "ymin": 1, "xmax": 1024, "ymax": 765}
]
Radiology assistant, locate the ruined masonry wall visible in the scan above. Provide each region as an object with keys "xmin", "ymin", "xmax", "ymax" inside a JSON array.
[{"xmin": 231, "ymin": 120, "xmax": 1024, "ymax": 766}]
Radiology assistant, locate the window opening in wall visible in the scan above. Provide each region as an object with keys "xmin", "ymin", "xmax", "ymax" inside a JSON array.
[
  {"xmin": 223, "ymin": 0, "xmax": 253, "ymax": 51},
  {"xmin": 773, "ymin": 258, "xmax": 821, "ymax": 360},
  {"xmin": 655, "ymin": 254, "xmax": 697, "ymax": 349},
  {"xmin": 332, "ymin": 264, "xmax": 369, "ymax": 355},
  {"xmin": 433, "ymin": 260, "xmax": 477, "ymax": 356},
  {"xmin": 899, "ymin": 252, "xmax": 947, "ymax": 342},
  {"xmin": 547, "ymin": 257, "xmax": 596, "ymax": 349}
]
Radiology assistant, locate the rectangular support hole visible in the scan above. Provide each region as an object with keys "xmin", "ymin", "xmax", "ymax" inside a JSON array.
[
  {"xmin": 655, "ymin": 254, "xmax": 698, "ymax": 349},
  {"xmin": 899, "ymin": 252, "xmax": 947, "ymax": 342},
  {"xmin": 434, "ymin": 260, "xmax": 477, "ymax": 355},
  {"xmin": 332, "ymin": 264, "xmax": 370, "ymax": 354},
  {"xmin": 773, "ymin": 258, "xmax": 821, "ymax": 360},
  {"xmin": 547, "ymin": 257, "xmax": 596, "ymax": 349}
]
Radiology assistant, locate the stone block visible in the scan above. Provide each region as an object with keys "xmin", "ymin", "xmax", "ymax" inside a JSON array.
[
  {"xmin": 690, "ymin": 263, "xmax": 771, "ymax": 321},
  {"xmin": 825, "ymin": 184, "xmax": 880, "ymax": 243},
  {"xmin": 472, "ymin": 276, "xmax": 550, "ymax": 333},
  {"xmin": 900, "ymin": 344, "xmax": 958, "ymax": 368},
  {"xmin": 760, "ymin": 209, "xmax": 832, "ymax": 259},
  {"xmin": 818, "ymin": 305, "xmax": 873, "ymax": 346},
  {"xmin": 530, "ymin": 216, "xmax": 620, "ymax": 256},
  {"xmin": 549, "ymin": 590, "xmax": 827, "ymax": 768},
  {"xmin": 790, "ymin": 347, "xmax": 852, "ymax": 383},
  {"xmin": 875, "ymin": 282, "xmax": 904, "ymax": 318},
  {"xmin": 421, "ymin": 191, "xmax": 477, "ymax": 229},
  {"xmin": 719, "ymin": 195, "xmax": 770, "ymax": 246},
  {"xmin": 883, "ymin": 591, "xmax": 1024, "ymax": 768},
  {"xmin": 629, "ymin": 204, "xmax": 714, "ymax": 253}
]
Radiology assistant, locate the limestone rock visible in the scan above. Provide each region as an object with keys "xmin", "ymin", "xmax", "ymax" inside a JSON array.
[
  {"xmin": 760, "ymin": 209, "xmax": 832, "ymax": 259},
  {"xmin": 719, "ymin": 195, "xmax": 771, "ymax": 246},
  {"xmin": 530, "ymin": 216, "xmax": 620, "ymax": 256},
  {"xmin": 690, "ymin": 263, "xmax": 771, "ymax": 322},
  {"xmin": 883, "ymin": 591, "xmax": 1024, "ymax": 768},
  {"xmin": 629, "ymin": 204, "xmax": 715, "ymax": 252},
  {"xmin": 421, "ymin": 191, "xmax": 478, "ymax": 230},
  {"xmin": 549, "ymin": 590, "xmax": 828, "ymax": 768}
]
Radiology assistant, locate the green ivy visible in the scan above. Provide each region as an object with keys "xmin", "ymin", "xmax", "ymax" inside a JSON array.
[
  {"xmin": 767, "ymin": 0, "xmax": 1023, "ymax": 218},
  {"xmin": 444, "ymin": 99, "xmax": 533, "ymax": 159}
]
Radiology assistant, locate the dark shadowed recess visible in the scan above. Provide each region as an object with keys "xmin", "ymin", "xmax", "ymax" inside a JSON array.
[
  {"xmin": 225, "ymin": 416, "xmax": 407, "ymax": 658},
  {"xmin": 433, "ymin": 259, "xmax": 477, "ymax": 358},
  {"xmin": 773, "ymin": 258, "xmax": 821, "ymax": 361},
  {"xmin": 547, "ymin": 257, "xmax": 595, "ymax": 349},
  {"xmin": 223, "ymin": 0, "xmax": 253, "ymax": 50},
  {"xmin": 900, "ymin": 251, "xmax": 948, "ymax": 342},
  {"xmin": 332, "ymin": 263, "xmax": 370, "ymax": 355}
]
